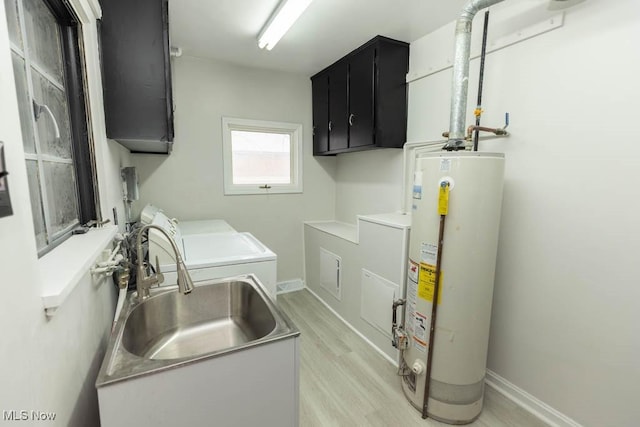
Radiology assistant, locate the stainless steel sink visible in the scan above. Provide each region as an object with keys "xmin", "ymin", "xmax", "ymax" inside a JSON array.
[
  {"xmin": 122, "ymin": 279, "xmax": 277, "ymax": 360},
  {"xmin": 96, "ymin": 275, "xmax": 299, "ymax": 386}
]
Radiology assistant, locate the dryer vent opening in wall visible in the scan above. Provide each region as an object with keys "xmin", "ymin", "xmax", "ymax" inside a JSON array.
[{"xmin": 320, "ymin": 248, "xmax": 342, "ymax": 301}]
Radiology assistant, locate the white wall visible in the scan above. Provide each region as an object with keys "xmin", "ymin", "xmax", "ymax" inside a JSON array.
[
  {"xmin": 406, "ymin": 0, "xmax": 640, "ymax": 425},
  {"xmin": 334, "ymin": 148, "xmax": 404, "ymax": 223},
  {"xmin": 132, "ymin": 56, "xmax": 336, "ymax": 283},
  {"xmin": 0, "ymin": 0, "xmax": 131, "ymax": 424}
]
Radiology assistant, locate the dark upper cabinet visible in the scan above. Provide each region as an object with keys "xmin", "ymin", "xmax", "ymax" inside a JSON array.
[
  {"xmin": 100, "ymin": 0, "xmax": 174, "ymax": 154},
  {"xmin": 328, "ymin": 62, "xmax": 349, "ymax": 152},
  {"xmin": 312, "ymin": 74, "xmax": 329, "ymax": 154},
  {"xmin": 311, "ymin": 36, "xmax": 409, "ymax": 156},
  {"xmin": 348, "ymin": 45, "xmax": 375, "ymax": 149}
]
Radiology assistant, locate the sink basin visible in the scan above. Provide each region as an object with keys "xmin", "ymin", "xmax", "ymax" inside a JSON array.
[
  {"xmin": 122, "ymin": 279, "xmax": 276, "ymax": 360},
  {"xmin": 96, "ymin": 274, "xmax": 299, "ymax": 386}
]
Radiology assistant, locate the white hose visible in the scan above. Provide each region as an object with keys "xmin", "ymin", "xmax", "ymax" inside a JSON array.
[{"xmin": 112, "ymin": 287, "xmax": 128, "ymax": 332}]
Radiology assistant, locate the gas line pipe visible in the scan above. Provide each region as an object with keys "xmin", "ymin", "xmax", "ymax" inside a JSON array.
[{"xmin": 421, "ymin": 180, "xmax": 450, "ymax": 419}]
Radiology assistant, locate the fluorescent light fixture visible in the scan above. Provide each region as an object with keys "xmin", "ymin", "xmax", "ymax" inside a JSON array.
[{"xmin": 258, "ymin": 0, "xmax": 313, "ymax": 51}]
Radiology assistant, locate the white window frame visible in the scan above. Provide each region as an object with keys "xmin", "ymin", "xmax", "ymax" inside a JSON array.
[{"xmin": 222, "ymin": 117, "xmax": 303, "ymax": 195}]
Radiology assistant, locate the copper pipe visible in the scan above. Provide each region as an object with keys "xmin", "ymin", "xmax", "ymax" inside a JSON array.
[
  {"xmin": 442, "ymin": 126, "xmax": 507, "ymax": 140},
  {"xmin": 467, "ymin": 125, "xmax": 507, "ymax": 139}
]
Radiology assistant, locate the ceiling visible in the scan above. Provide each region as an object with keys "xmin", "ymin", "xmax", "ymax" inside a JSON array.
[{"xmin": 169, "ymin": 0, "xmax": 470, "ymax": 76}]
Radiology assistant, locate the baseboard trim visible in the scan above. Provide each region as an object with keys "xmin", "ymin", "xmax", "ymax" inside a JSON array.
[
  {"xmin": 276, "ymin": 279, "xmax": 305, "ymax": 295},
  {"xmin": 485, "ymin": 370, "xmax": 583, "ymax": 427},
  {"xmin": 305, "ymin": 287, "xmax": 399, "ymax": 367}
]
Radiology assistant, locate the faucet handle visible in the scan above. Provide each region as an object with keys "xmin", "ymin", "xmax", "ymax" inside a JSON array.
[{"xmin": 154, "ymin": 256, "xmax": 165, "ymax": 286}]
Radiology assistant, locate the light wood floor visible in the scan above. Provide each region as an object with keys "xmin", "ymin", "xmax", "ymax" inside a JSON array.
[{"xmin": 278, "ymin": 290, "xmax": 549, "ymax": 427}]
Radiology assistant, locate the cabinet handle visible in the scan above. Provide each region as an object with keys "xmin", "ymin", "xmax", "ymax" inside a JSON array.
[
  {"xmin": 349, "ymin": 114, "xmax": 355, "ymax": 126},
  {"xmin": 328, "ymin": 121, "xmax": 332, "ymax": 132}
]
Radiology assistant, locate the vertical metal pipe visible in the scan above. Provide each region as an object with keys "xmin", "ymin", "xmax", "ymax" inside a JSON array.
[
  {"xmin": 445, "ymin": 0, "xmax": 504, "ymax": 151},
  {"xmin": 473, "ymin": 11, "xmax": 491, "ymax": 152},
  {"xmin": 421, "ymin": 213, "xmax": 447, "ymax": 419}
]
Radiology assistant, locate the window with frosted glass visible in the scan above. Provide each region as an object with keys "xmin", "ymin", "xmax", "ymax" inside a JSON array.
[
  {"xmin": 4, "ymin": 0, "xmax": 95, "ymax": 255},
  {"xmin": 230, "ymin": 130, "xmax": 292, "ymax": 185}
]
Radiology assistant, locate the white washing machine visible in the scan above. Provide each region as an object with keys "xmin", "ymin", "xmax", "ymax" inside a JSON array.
[{"xmin": 140, "ymin": 205, "xmax": 278, "ymax": 298}]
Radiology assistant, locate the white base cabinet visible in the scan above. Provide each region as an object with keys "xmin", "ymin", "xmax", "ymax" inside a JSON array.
[
  {"xmin": 97, "ymin": 337, "xmax": 299, "ymax": 427},
  {"xmin": 304, "ymin": 213, "xmax": 410, "ymax": 363}
]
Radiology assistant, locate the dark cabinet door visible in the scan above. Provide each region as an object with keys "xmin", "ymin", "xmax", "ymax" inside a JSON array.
[
  {"xmin": 101, "ymin": 0, "xmax": 174, "ymax": 153},
  {"xmin": 312, "ymin": 74, "xmax": 329, "ymax": 154},
  {"xmin": 328, "ymin": 62, "xmax": 348, "ymax": 152},
  {"xmin": 375, "ymin": 40, "xmax": 409, "ymax": 149},
  {"xmin": 348, "ymin": 47, "xmax": 375, "ymax": 148}
]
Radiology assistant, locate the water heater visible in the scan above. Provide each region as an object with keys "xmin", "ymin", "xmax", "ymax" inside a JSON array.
[{"xmin": 400, "ymin": 152, "xmax": 504, "ymax": 424}]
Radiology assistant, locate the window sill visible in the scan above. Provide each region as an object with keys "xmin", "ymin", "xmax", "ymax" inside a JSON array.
[
  {"xmin": 224, "ymin": 187, "xmax": 303, "ymax": 196},
  {"xmin": 40, "ymin": 225, "xmax": 118, "ymax": 317}
]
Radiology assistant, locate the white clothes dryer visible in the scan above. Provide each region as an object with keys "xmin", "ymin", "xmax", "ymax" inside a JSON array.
[{"xmin": 140, "ymin": 205, "xmax": 277, "ymax": 298}]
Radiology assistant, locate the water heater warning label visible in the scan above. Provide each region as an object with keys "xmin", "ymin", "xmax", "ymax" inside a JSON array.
[
  {"xmin": 413, "ymin": 311, "xmax": 427, "ymax": 353},
  {"xmin": 412, "ymin": 171, "xmax": 423, "ymax": 200},
  {"xmin": 418, "ymin": 263, "xmax": 443, "ymax": 304},
  {"xmin": 420, "ymin": 243, "xmax": 438, "ymax": 265},
  {"xmin": 406, "ymin": 260, "xmax": 419, "ymax": 337}
]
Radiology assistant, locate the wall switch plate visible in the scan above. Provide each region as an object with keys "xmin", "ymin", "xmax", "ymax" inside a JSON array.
[{"xmin": 0, "ymin": 142, "xmax": 13, "ymax": 218}]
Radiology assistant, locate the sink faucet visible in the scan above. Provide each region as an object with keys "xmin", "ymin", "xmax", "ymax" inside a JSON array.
[{"xmin": 135, "ymin": 224, "xmax": 195, "ymax": 302}]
